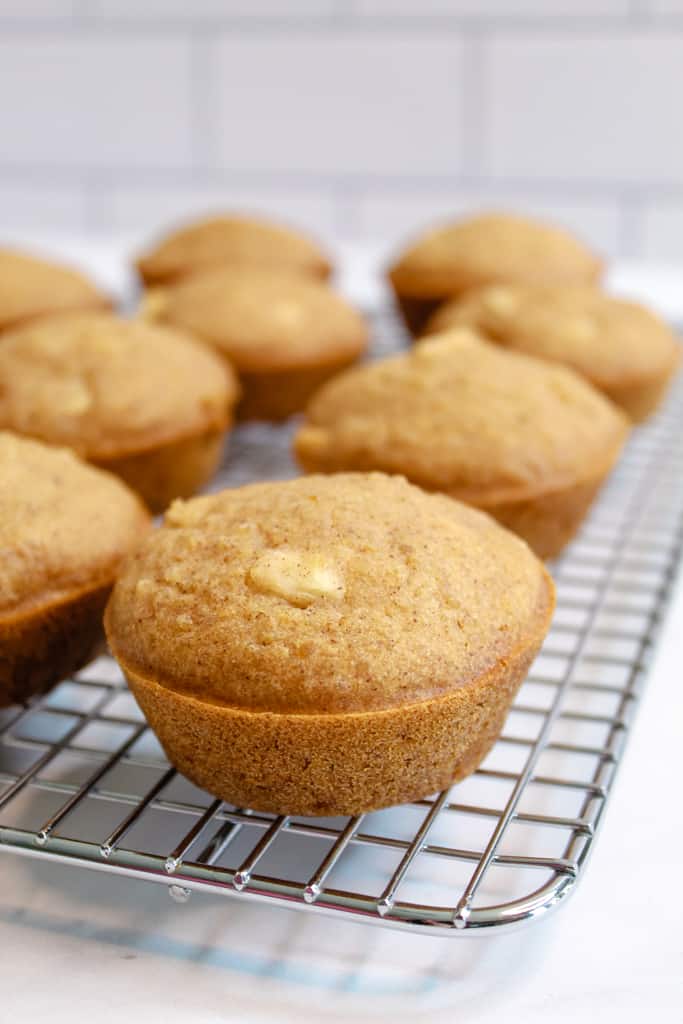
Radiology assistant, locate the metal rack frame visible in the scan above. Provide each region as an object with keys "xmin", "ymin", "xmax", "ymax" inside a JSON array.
[{"xmin": 1, "ymin": 311, "xmax": 682, "ymax": 936}]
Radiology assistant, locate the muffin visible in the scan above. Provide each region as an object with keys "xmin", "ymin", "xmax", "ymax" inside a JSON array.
[
  {"xmin": 104, "ymin": 473, "xmax": 554, "ymax": 816},
  {"xmin": 424, "ymin": 284, "xmax": 681, "ymax": 422},
  {"xmin": 0, "ymin": 312, "xmax": 238, "ymax": 513},
  {"xmin": 0, "ymin": 247, "xmax": 110, "ymax": 333},
  {"xmin": 143, "ymin": 266, "xmax": 368, "ymax": 421},
  {"xmin": 295, "ymin": 331, "xmax": 630, "ymax": 559},
  {"xmin": 135, "ymin": 214, "xmax": 332, "ymax": 287},
  {"xmin": 387, "ymin": 212, "xmax": 603, "ymax": 335},
  {"xmin": 0, "ymin": 432, "xmax": 149, "ymax": 706}
]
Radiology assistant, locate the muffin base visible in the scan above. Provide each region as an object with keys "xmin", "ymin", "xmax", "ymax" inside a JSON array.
[
  {"xmin": 137, "ymin": 259, "xmax": 333, "ymax": 290},
  {"xmin": 476, "ymin": 473, "xmax": 610, "ymax": 561},
  {"xmin": 0, "ymin": 583, "xmax": 111, "ymax": 707},
  {"xmin": 96, "ymin": 427, "xmax": 226, "ymax": 515},
  {"xmin": 237, "ymin": 359, "xmax": 361, "ymax": 422},
  {"xmin": 392, "ymin": 293, "xmax": 447, "ymax": 338},
  {"xmin": 604, "ymin": 361, "xmax": 680, "ymax": 423},
  {"xmin": 112, "ymin": 590, "xmax": 552, "ymax": 817}
]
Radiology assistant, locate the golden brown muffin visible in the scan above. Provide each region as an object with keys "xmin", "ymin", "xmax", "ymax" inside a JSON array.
[
  {"xmin": 424, "ymin": 284, "xmax": 681, "ymax": 422},
  {"xmin": 388, "ymin": 212, "xmax": 603, "ymax": 335},
  {"xmin": 135, "ymin": 214, "xmax": 332, "ymax": 286},
  {"xmin": 143, "ymin": 266, "xmax": 368, "ymax": 421},
  {"xmin": 0, "ymin": 312, "xmax": 238, "ymax": 513},
  {"xmin": 0, "ymin": 247, "xmax": 110, "ymax": 333},
  {"xmin": 105, "ymin": 473, "xmax": 554, "ymax": 816},
  {"xmin": 295, "ymin": 331, "xmax": 630, "ymax": 559},
  {"xmin": 0, "ymin": 432, "xmax": 149, "ymax": 706}
]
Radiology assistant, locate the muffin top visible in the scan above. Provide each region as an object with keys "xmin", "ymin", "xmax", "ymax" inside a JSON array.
[
  {"xmin": 146, "ymin": 266, "xmax": 368, "ymax": 373},
  {"xmin": 388, "ymin": 213, "xmax": 602, "ymax": 299},
  {"xmin": 105, "ymin": 473, "xmax": 553, "ymax": 714},
  {"xmin": 136, "ymin": 214, "xmax": 332, "ymax": 286},
  {"xmin": 295, "ymin": 330, "xmax": 629, "ymax": 504},
  {"xmin": 425, "ymin": 285, "xmax": 681, "ymax": 390},
  {"xmin": 0, "ymin": 432, "xmax": 149, "ymax": 617},
  {"xmin": 0, "ymin": 312, "xmax": 238, "ymax": 460},
  {"xmin": 0, "ymin": 248, "xmax": 110, "ymax": 332}
]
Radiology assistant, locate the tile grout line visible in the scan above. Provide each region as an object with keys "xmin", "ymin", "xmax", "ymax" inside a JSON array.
[
  {"xmin": 459, "ymin": 27, "xmax": 486, "ymax": 179},
  {"xmin": 189, "ymin": 30, "xmax": 217, "ymax": 175},
  {"xmin": 2, "ymin": 15, "xmax": 683, "ymax": 36},
  {"xmin": 0, "ymin": 165, "xmax": 681, "ymax": 198}
]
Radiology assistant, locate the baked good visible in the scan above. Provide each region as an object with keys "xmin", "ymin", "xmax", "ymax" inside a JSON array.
[
  {"xmin": 0, "ymin": 247, "xmax": 110, "ymax": 333},
  {"xmin": 387, "ymin": 212, "xmax": 603, "ymax": 335},
  {"xmin": 135, "ymin": 214, "xmax": 332, "ymax": 286},
  {"xmin": 424, "ymin": 284, "xmax": 681, "ymax": 422},
  {"xmin": 143, "ymin": 266, "xmax": 368, "ymax": 420},
  {"xmin": 0, "ymin": 312, "xmax": 238, "ymax": 513},
  {"xmin": 104, "ymin": 473, "xmax": 554, "ymax": 816},
  {"xmin": 0, "ymin": 432, "xmax": 149, "ymax": 706},
  {"xmin": 295, "ymin": 330, "xmax": 629, "ymax": 559}
]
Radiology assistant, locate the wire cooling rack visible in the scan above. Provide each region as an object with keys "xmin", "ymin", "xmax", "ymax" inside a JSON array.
[{"xmin": 1, "ymin": 308, "xmax": 682, "ymax": 936}]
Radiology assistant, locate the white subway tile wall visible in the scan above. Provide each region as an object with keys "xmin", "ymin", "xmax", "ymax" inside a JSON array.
[
  {"xmin": 213, "ymin": 34, "xmax": 464, "ymax": 176},
  {"xmin": 0, "ymin": 183, "xmax": 88, "ymax": 230},
  {"xmin": 0, "ymin": 36, "xmax": 194, "ymax": 168},
  {"xmin": 485, "ymin": 33, "xmax": 683, "ymax": 185},
  {"xmin": 0, "ymin": 1, "xmax": 76, "ymax": 18},
  {"xmin": 642, "ymin": 203, "xmax": 683, "ymax": 260},
  {"xmin": 106, "ymin": 187, "xmax": 341, "ymax": 246},
  {"xmin": 0, "ymin": 2, "xmax": 681, "ymax": 260},
  {"xmin": 651, "ymin": 2, "xmax": 683, "ymax": 13},
  {"xmin": 355, "ymin": 194, "xmax": 624, "ymax": 261},
  {"xmin": 355, "ymin": 2, "xmax": 632, "ymax": 15},
  {"xmin": 92, "ymin": 1, "xmax": 339, "ymax": 16}
]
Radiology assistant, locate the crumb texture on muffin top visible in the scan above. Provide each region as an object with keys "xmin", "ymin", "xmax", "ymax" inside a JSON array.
[
  {"xmin": 0, "ymin": 313, "xmax": 237, "ymax": 459},
  {"xmin": 105, "ymin": 473, "xmax": 552, "ymax": 714},
  {"xmin": 0, "ymin": 248, "xmax": 109, "ymax": 331},
  {"xmin": 0, "ymin": 432, "xmax": 148, "ymax": 615},
  {"xmin": 136, "ymin": 215, "xmax": 331, "ymax": 285},
  {"xmin": 388, "ymin": 213, "xmax": 602, "ymax": 298},
  {"xmin": 146, "ymin": 266, "xmax": 367, "ymax": 372},
  {"xmin": 295, "ymin": 330, "xmax": 629, "ymax": 503},
  {"xmin": 426, "ymin": 284, "xmax": 681, "ymax": 388}
]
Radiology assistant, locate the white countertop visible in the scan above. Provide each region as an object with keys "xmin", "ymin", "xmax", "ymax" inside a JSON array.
[{"xmin": 1, "ymin": 239, "xmax": 682, "ymax": 1022}]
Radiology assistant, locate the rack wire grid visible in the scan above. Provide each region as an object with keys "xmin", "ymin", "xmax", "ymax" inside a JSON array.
[{"xmin": 1, "ymin": 305, "xmax": 682, "ymax": 937}]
